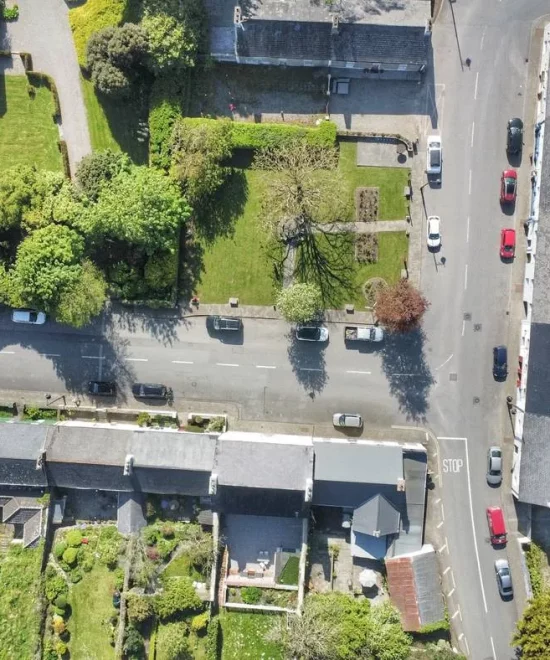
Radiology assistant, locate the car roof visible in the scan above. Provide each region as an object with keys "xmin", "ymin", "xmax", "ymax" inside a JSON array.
[
  {"xmin": 502, "ymin": 229, "xmax": 515, "ymax": 240},
  {"xmin": 489, "ymin": 446, "xmax": 502, "ymax": 456},
  {"xmin": 508, "ymin": 117, "xmax": 523, "ymax": 128},
  {"xmin": 503, "ymin": 169, "xmax": 517, "ymax": 178}
]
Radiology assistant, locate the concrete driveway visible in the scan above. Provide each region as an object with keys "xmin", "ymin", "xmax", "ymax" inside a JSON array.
[{"xmin": 2, "ymin": 0, "xmax": 91, "ymax": 172}]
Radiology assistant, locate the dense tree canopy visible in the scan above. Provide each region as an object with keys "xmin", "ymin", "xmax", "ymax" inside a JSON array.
[
  {"xmin": 513, "ymin": 590, "xmax": 550, "ymax": 658},
  {"xmin": 55, "ymin": 261, "xmax": 107, "ymax": 328},
  {"xmin": 10, "ymin": 224, "xmax": 84, "ymax": 312},
  {"xmin": 75, "ymin": 150, "xmax": 130, "ymax": 201},
  {"xmin": 156, "ymin": 621, "xmax": 192, "ymax": 660},
  {"xmin": 271, "ymin": 593, "xmax": 412, "ymax": 660},
  {"xmin": 375, "ymin": 279, "xmax": 429, "ymax": 333},
  {"xmin": 154, "ymin": 577, "xmax": 202, "ymax": 620},
  {"xmin": 89, "ymin": 166, "xmax": 190, "ymax": 255},
  {"xmin": 277, "ymin": 283, "xmax": 323, "ymax": 324}
]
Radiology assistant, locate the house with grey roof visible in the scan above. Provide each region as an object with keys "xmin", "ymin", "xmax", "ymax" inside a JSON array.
[
  {"xmin": 209, "ymin": 2, "xmax": 432, "ymax": 80},
  {"xmin": 0, "ymin": 424, "xmax": 48, "ymax": 487},
  {"xmin": 0, "ymin": 490, "xmax": 45, "ymax": 547},
  {"xmin": 312, "ymin": 439, "xmax": 427, "ymax": 560}
]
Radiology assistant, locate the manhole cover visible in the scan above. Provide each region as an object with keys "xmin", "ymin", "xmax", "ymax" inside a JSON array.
[
  {"xmin": 473, "ymin": 396, "xmax": 480, "ymax": 404},
  {"xmin": 463, "ymin": 312, "xmax": 472, "ymax": 321},
  {"xmin": 474, "ymin": 323, "xmax": 482, "ymax": 331},
  {"xmin": 449, "ymin": 373, "xmax": 458, "ymax": 381}
]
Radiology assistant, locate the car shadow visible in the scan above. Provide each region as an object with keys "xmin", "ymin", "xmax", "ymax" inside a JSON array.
[
  {"xmin": 380, "ymin": 329, "xmax": 434, "ymax": 422},
  {"xmin": 427, "ymin": 174, "xmax": 442, "ymax": 188},
  {"xmin": 499, "ymin": 202, "xmax": 516, "ymax": 216},
  {"xmin": 286, "ymin": 333, "xmax": 328, "ymax": 397},
  {"xmin": 507, "ymin": 151, "xmax": 523, "ymax": 168}
]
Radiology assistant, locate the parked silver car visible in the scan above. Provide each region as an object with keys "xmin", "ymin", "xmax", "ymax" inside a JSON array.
[
  {"xmin": 333, "ymin": 413, "xmax": 363, "ymax": 429},
  {"xmin": 495, "ymin": 558, "xmax": 513, "ymax": 598},
  {"xmin": 487, "ymin": 446, "xmax": 503, "ymax": 486}
]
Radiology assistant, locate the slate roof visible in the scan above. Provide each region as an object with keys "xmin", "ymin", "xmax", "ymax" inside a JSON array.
[
  {"xmin": 117, "ymin": 491, "xmax": 146, "ymax": 535},
  {"xmin": 235, "ymin": 20, "xmax": 429, "ymax": 66},
  {"xmin": 313, "ymin": 440, "xmax": 403, "ymax": 485},
  {"xmin": 353, "ymin": 494, "xmax": 400, "ymax": 537},
  {"xmin": 0, "ymin": 423, "xmax": 48, "ymax": 459},
  {"xmin": 216, "ymin": 485, "xmax": 307, "ymax": 518},
  {"xmin": 214, "ymin": 432, "xmax": 314, "ymax": 491},
  {"xmin": 386, "ymin": 545, "xmax": 445, "ymax": 631}
]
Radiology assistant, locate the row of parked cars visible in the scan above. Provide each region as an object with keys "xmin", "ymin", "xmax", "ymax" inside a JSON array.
[{"xmin": 88, "ymin": 381, "xmax": 171, "ymax": 399}]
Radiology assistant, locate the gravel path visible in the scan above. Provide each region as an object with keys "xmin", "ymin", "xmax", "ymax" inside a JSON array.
[{"xmin": 2, "ymin": 0, "xmax": 92, "ymax": 173}]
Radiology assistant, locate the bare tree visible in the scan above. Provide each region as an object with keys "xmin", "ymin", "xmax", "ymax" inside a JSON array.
[{"xmin": 254, "ymin": 142, "xmax": 354, "ymax": 305}]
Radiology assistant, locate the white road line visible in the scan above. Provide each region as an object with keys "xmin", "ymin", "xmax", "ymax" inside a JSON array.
[
  {"xmin": 443, "ymin": 566, "xmax": 451, "ymax": 575},
  {"xmin": 0, "ymin": 351, "xmax": 15, "ymax": 355},
  {"xmin": 466, "ymin": 216, "xmax": 470, "ymax": 243},
  {"xmin": 217, "ymin": 363, "xmax": 239, "ymax": 367},
  {"xmin": 126, "ymin": 358, "xmax": 148, "ymax": 362},
  {"xmin": 438, "ymin": 542, "xmax": 447, "ymax": 554},
  {"xmin": 474, "ymin": 72, "xmax": 479, "ymax": 100},
  {"xmin": 471, "ymin": 121, "xmax": 475, "ymax": 147},
  {"xmin": 82, "ymin": 355, "xmax": 105, "ymax": 360},
  {"xmin": 299, "ymin": 367, "xmax": 322, "ymax": 372},
  {"xmin": 480, "ymin": 25, "xmax": 487, "ymax": 50},
  {"xmin": 437, "ymin": 437, "xmax": 468, "ymax": 441},
  {"xmin": 452, "ymin": 609, "xmax": 460, "ymax": 619},
  {"xmin": 462, "ymin": 320, "xmax": 466, "ymax": 337},
  {"xmin": 464, "ymin": 439, "xmax": 489, "ymax": 613},
  {"xmin": 441, "ymin": 504, "xmax": 445, "ymax": 521},
  {"xmin": 347, "ymin": 370, "xmax": 372, "ymax": 375},
  {"xmin": 256, "ymin": 365, "xmax": 276, "ymax": 369},
  {"xmin": 464, "ymin": 638, "xmax": 470, "ymax": 657},
  {"xmin": 434, "ymin": 498, "xmax": 441, "ymax": 504},
  {"xmin": 468, "ymin": 169, "xmax": 472, "ymax": 195},
  {"xmin": 490, "ymin": 636, "xmax": 496, "ymax": 658},
  {"xmin": 447, "ymin": 588, "xmax": 455, "ymax": 597},
  {"xmin": 172, "ymin": 360, "xmax": 194, "ymax": 364},
  {"xmin": 41, "ymin": 353, "xmax": 61, "ymax": 358},
  {"xmin": 98, "ymin": 343, "xmax": 104, "ymax": 381},
  {"xmin": 464, "ymin": 264, "xmax": 468, "ymax": 290},
  {"xmin": 458, "ymin": 633, "xmax": 464, "ymax": 641},
  {"xmin": 437, "ymin": 521, "xmax": 444, "ymax": 528},
  {"xmin": 451, "ymin": 572, "xmax": 456, "ymax": 588},
  {"xmin": 435, "ymin": 354, "xmax": 453, "ymax": 371}
]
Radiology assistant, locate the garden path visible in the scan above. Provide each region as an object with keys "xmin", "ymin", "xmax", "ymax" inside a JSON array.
[{"xmin": 2, "ymin": 0, "xmax": 92, "ymax": 172}]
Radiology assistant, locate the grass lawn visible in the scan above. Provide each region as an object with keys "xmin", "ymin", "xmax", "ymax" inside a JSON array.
[
  {"xmin": 298, "ymin": 231, "xmax": 408, "ymax": 309},
  {"xmin": 0, "ymin": 544, "xmax": 42, "ymax": 657},
  {"xmin": 81, "ymin": 76, "xmax": 148, "ymax": 163},
  {"xmin": 339, "ymin": 141, "xmax": 409, "ymax": 220},
  {"xmin": 197, "ymin": 170, "xmax": 279, "ymax": 305},
  {"xmin": 164, "ymin": 553, "xmax": 204, "ymax": 581},
  {"xmin": 0, "ymin": 76, "xmax": 62, "ymax": 171},
  {"xmin": 69, "ymin": 565, "xmax": 117, "ymax": 660},
  {"xmin": 220, "ymin": 611, "xmax": 284, "ymax": 660},
  {"xmin": 277, "ymin": 555, "xmax": 300, "ymax": 585}
]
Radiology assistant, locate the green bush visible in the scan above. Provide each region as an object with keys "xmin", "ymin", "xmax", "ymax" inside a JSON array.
[
  {"xmin": 154, "ymin": 577, "xmax": 202, "ymax": 620},
  {"xmin": 231, "ymin": 119, "xmax": 337, "ymax": 149},
  {"xmin": 81, "ymin": 555, "xmax": 94, "ymax": 572},
  {"xmin": 54, "ymin": 594, "xmax": 67, "ymax": 609},
  {"xmin": 70, "ymin": 568, "xmax": 83, "ymax": 583},
  {"xmin": 53, "ymin": 605, "xmax": 66, "ymax": 616},
  {"xmin": 418, "ymin": 619, "xmax": 450, "ymax": 634},
  {"xmin": 127, "ymin": 595, "xmax": 154, "ymax": 624},
  {"xmin": 55, "ymin": 640, "xmax": 67, "ymax": 656},
  {"xmin": 137, "ymin": 411, "xmax": 152, "ymax": 427},
  {"xmin": 124, "ymin": 625, "xmax": 144, "ymax": 656},
  {"xmin": 148, "ymin": 75, "xmax": 188, "ymax": 170},
  {"xmin": 69, "ymin": 0, "xmax": 126, "ymax": 67},
  {"xmin": 143, "ymin": 526, "xmax": 160, "ymax": 546},
  {"xmin": 66, "ymin": 530, "xmax": 83, "ymax": 547},
  {"xmin": 161, "ymin": 524, "xmax": 175, "ymax": 539},
  {"xmin": 62, "ymin": 547, "xmax": 78, "ymax": 566},
  {"xmin": 191, "ymin": 611, "xmax": 209, "ymax": 634},
  {"xmin": 58, "ymin": 140, "xmax": 71, "ymax": 179},
  {"xmin": 241, "ymin": 586, "xmax": 262, "ymax": 604},
  {"xmin": 206, "ymin": 615, "xmax": 220, "ymax": 660},
  {"xmin": 100, "ymin": 543, "xmax": 120, "ymax": 569},
  {"xmin": 54, "ymin": 542, "xmax": 67, "ymax": 560},
  {"xmin": 206, "ymin": 417, "xmax": 225, "ymax": 433},
  {"xmin": 3, "ymin": 6, "xmax": 19, "ymax": 20},
  {"xmin": 526, "ymin": 542, "xmax": 545, "ymax": 597},
  {"xmin": 114, "ymin": 567, "xmax": 124, "ymax": 590},
  {"xmin": 23, "ymin": 406, "xmax": 57, "ymax": 420},
  {"xmin": 45, "ymin": 574, "xmax": 68, "ymax": 602}
]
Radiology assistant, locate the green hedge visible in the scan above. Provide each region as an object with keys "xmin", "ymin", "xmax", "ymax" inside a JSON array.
[
  {"xmin": 58, "ymin": 140, "xmax": 71, "ymax": 178},
  {"xmin": 525, "ymin": 542, "xmax": 545, "ymax": 597},
  {"xmin": 178, "ymin": 117, "xmax": 337, "ymax": 151},
  {"xmin": 148, "ymin": 75, "xmax": 189, "ymax": 170},
  {"xmin": 206, "ymin": 616, "xmax": 221, "ymax": 660},
  {"xmin": 19, "ymin": 51, "xmax": 33, "ymax": 72},
  {"xmin": 26, "ymin": 72, "xmax": 61, "ymax": 120},
  {"xmin": 69, "ymin": 0, "xmax": 126, "ymax": 67}
]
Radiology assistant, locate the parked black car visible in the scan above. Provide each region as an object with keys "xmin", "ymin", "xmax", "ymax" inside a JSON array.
[
  {"xmin": 507, "ymin": 118, "xmax": 523, "ymax": 154},
  {"xmin": 493, "ymin": 345, "xmax": 508, "ymax": 380},
  {"xmin": 212, "ymin": 316, "xmax": 242, "ymax": 331},
  {"xmin": 132, "ymin": 383, "xmax": 171, "ymax": 399},
  {"xmin": 88, "ymin": 381, "xmax": 116, "ymax": 396}
]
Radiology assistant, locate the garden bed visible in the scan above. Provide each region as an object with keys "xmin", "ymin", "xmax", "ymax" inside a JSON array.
[
  {"xmin": 22, "ymin": 405, "xmax": 58, "ymax": 422},
  {"xmin": 355, "ymin": 187, "xmax": 379, "ymax": 222},
  {"xmin": 226, "ymin": 586, "xmax": 297, "ymax": 608},
  {"xmin": 220, "ymin": 611, "xmax": 284, "ymax": 660},
  {"xmin": 184, "ymin": 413, "xmax": 227, "ymax": 434}
]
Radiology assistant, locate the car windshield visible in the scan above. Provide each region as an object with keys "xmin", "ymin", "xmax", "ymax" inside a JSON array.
[
  {"xmin": 490, "ymin": 468, "xmax": 501, "ymax": 475},
  {"xmin": 299, "ymin": 328, "xmax": 319, "ymax": 340},
  {"xmin": 29, "ymin": 312, "xmax": 38, "ymax": 322},
  {"xmin": 505, "ymin": 179, "xmax": 515, "ymax": 193},
  {"xmin": 430, "ymin": 150, "xmax": 441, "ymax": 166},
  {"xmin": 429, "ymin": 232, "xmax": 440, "ymax": 239}
]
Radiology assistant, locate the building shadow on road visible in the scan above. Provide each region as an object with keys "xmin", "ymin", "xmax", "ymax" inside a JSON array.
[
  {"xmin": 380, "ymin": 329, "xmax": 434, "ymax": 422},
  {"xmin": 286, "ymin": 334, "xmax": 328, "ymax": 398}
]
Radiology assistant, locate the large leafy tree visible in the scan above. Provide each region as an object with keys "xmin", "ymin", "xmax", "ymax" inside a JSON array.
[
  {"xmin": 75, "ymin": 150, "xmax": 131, "ymax": 202},
  {"xmin": 10, "ymin": 224, "xmax": 84, "ymax": 312},
  {"xmin": 271, "ymin": 593, "xmax": 411, "ymax": 660},
  {"xmin": 156, "ymin": 621, "xmax": 192, "ymax": 660},
  {"xmin": 375, "ymin": 279, "xmax": 429, "ymax": 333},
  {"xmin": 154, "ymin": 578, "xmax": 201, "ymax": 620},
  {"xmin": 55, "ymin": 261, "xmax": 107, "ymax": 328},
  {"xmin": 89, "ymin": 166, "xmax": 191, "ymax": 255},
  {"xmin": 513, "ymin": 591, "xmax": 550, "ymax": 658},
  {"xmin": 277, "ymin": 283, "xmax": 323, "ymax": 324},
  {"xmin": 170, "ymin": 118, "xmax": 232, "ymax": 203}
]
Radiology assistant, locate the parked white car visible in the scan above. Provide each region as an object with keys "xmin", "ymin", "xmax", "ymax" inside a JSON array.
[
  {"xmin": 333, "ymin": 413, "xmax": 363, "ymax": 428},
  {"xmin": 427, "ymin": 216, "xmax": 441, "ymax": 249},
  {"xmin": 11, "ymin": 309, "xmax": 46, "ymax": 324},
  {"xmin": 426, "ymin": 135, "xmax": 442, "ymax": 175}
]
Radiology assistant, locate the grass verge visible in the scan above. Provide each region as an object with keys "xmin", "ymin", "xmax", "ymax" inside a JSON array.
[
  {"xmin": 220, "ymin": 611, "xmax": 283, "ymax": 660},
  {"xmin": 0, "ymin": 544, "xmax": 42, "ymax": 657},
  {"xmin": 68, "ymin": 565, "xmax": 117, "ymax": 659},
  {"xmin": 339, "ymin": 141, "xmax": 410, "ymax": 220},
  {"xmin": 80, "ymin": 76, "xmax": 148, "ymax": 163},
  {"xmin": 0, "ymin": 76, "xmax": 62, "ymax": 171}
]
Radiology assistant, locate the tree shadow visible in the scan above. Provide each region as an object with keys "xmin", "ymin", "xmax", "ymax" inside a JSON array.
[
  {"xmin": 286, "ymin": 333, "xmax": 328, "ymax": 397},
  {"xmin": 178, "ymin": 237, "xmax": 204, "ymax": 301},
  {"xmin": 194, "ymin": 168, "xmax": 248, "ymax": 244},
  {"xmin": 380, "ymin": 329, "xmax": 434, "ymax": 422},
  {"xmin": 105, "ymin": 303, "xmax": 181, "ymax": 347}
]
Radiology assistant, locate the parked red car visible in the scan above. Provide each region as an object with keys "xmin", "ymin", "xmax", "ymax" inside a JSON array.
[
  {"xmin": 500, "ymin": 169, "xmax": 517, "ymax": 203},
  {"xmin": 500, "ymin": 228, "xmax": 516, "ymax": 259}
]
